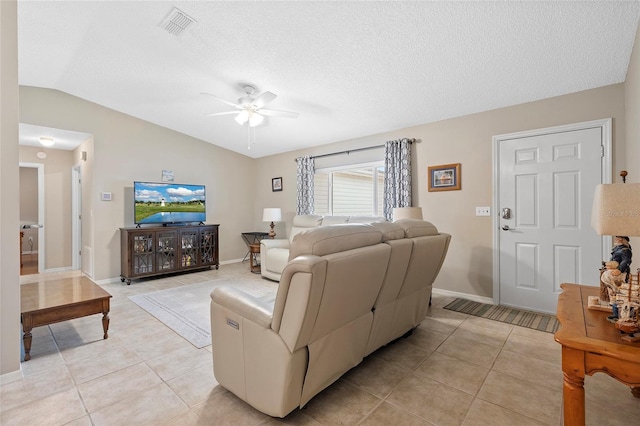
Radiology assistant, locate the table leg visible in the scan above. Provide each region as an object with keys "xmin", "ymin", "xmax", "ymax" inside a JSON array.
[
  {"xmin": 102, "ymin": 311, "xmax": 110, "ymax": 339},
  {"xmin": 562, "ymin": 371, "xmax": 586, "ymax": 425},
  {"xmin": 22, "ymin": 315, "xmax": 33, "ymax": 361},
  {"xmin": 561, "ymin": 346, "xmax": 586, "ymax": 426},
  {"xmin": 632, "ymin": 387, "xmax": 640, "ymax": 399}
]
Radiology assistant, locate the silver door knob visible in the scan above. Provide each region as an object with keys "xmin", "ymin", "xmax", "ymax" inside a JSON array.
[{"xmin": 502, "ymin": 225, "xmax": 510, "ymax": 231}]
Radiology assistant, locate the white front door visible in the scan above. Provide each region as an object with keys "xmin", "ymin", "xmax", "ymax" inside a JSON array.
[{"xmin": 494, "ymin": 120, "xmax": 611, "ymax": 314}]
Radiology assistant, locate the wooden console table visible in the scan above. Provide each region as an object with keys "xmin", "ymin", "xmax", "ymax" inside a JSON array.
[
  {"xmin": 555, "ymin": 283, "xmax": 640, "ymax": 425},
  {"xmin": 21, "ymin": 276, "xmax": 112, "ymax": 361}
]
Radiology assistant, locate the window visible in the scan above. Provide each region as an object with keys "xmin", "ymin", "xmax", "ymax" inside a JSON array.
[{"xmin": 314, "ymin": 162, "xmax": 385, "ymax": 216}]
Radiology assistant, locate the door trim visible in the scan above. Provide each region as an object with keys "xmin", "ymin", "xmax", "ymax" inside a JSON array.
[
  {"xmin": 19, "ymin": 162, "xmax": 45, "ymax": 273},
  {"xmin": 71, "ymin": 165, "xmax": 81, "ymax": 270},
  {"xmin": 491, "ymin": 118, "xmax": 612, "ymax": 305}
]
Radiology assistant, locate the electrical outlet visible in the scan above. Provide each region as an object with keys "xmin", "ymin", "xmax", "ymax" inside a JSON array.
[{"xmin": 475, "ymin": 207, "xmax": 491, "ymax": 216}]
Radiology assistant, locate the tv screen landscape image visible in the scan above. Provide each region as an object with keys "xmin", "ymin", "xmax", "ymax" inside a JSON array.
[{"xmin": 134, "ymin": 182, "xmax": 206, "ymax": 225}]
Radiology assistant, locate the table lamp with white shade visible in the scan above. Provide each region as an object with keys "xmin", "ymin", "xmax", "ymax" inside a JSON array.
[
  {"xmin": 263, "ymin": 208, "xmax": 282, "ymax": 239},
  {"xmin": 392, "ymin": 207, "xmax": 423, "ymax": 221}
]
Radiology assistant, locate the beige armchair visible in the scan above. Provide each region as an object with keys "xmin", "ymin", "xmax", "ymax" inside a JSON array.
[
  {"xmin": 260, "ymin": 214, "xmax": 386, "ymax": 281},
  {"xmin": 260, "ymin": 214, "xmax": 322, "ymax": 281}
]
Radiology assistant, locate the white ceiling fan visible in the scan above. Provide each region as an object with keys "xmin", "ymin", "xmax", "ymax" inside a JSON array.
[{"xmin": 202, "ymin": 85, "xmax": 299, "ymax": 128}]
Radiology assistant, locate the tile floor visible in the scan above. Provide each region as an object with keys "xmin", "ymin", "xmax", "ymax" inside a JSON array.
[{"xmin": 2, "ymin": 263, "xmax": 639, "ymax": 425}]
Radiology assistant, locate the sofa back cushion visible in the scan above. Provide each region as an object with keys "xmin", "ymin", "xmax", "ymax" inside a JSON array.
[
  {"xmin": 348, "ymin": 216, "xmax": 387, "ymax": 224},
  {"xmin": 320, "ymin": 216, "xmax": 350, "ymax": 226},
  {"xmin": 289, "ymin": 224, "xmax": 382, "ymax": 260},
  {"xmin": 369, "ymin": 221, "xmax": 406, "ymax": 241},
  {"xmin": 396, "ymin": 219, "xmax": 439, "ymax": 238},
  {"xmin": 290, "ymin": 215, "xmax": 323, "ymax": 242}
]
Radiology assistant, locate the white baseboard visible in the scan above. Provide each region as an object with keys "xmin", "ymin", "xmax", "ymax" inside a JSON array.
[
  {"xmin": 0, "ymin": 367, "xmax": 23, "ymax": 385},
  {"xmin": 432, "ymin": 288, "xmax": 494, "ymax": 305},
  {"xmin": 96, "ymin": 276, "xmax": 126, "ymax": 285},
  {"xmin": 43, "ymin": 266, "xmax": 73, "ymax": 273}
]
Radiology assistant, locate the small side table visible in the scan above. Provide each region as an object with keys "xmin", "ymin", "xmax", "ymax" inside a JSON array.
[
  {"xmin": 248, "ymin": 244, "xmax": 261, "ymax": 273},
  {"xmin": 241, "ymin": 232, "xmax": 269, "ymax": 262}
]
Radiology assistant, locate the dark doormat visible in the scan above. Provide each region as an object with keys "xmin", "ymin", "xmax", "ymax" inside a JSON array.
[{"xmin": 443, "ymin": 298, "xmax": 560, "ymax": 333}]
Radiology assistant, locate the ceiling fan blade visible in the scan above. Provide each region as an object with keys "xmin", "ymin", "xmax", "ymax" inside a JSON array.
[
  {"xmin": 201, "ymin": 92, "xmax": 241, "ymax": 109},
  {"xmin": 251, "ymin": 91, "xmax": 277, "ymax": 109},
  {"xmin": 258, "ymin": 108, "xmax": 299, "ymax": 118},
  {"xmin": 204, "ymin": 111, "xmax": 240, "ymax": 117}
]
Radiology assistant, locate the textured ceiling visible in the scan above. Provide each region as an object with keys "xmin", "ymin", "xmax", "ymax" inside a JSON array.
[{"xmin": 17, "ymin": 1, "xmax": 640, "ymax": 158}]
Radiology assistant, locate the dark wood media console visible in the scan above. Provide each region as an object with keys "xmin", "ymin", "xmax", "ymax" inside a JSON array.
[{"xmin": 120, "ymin": 224, "xmax": 219, "ymax": 284}]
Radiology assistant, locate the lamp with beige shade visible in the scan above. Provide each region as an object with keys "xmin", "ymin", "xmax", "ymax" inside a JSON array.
[{"xmin": 589, "ymin": 180, "xmax": 640, "ymax": 341}]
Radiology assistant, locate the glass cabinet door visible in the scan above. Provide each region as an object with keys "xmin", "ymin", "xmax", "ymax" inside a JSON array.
[
  {"xmin": 180, "ymin": 229, "xmax": 199, "ymax": 267},
  {"xmin": 200, "ymin": 228, "xmax": 217, "ymax": 265},
  {"xmin": 132, "ymin": 232, "xmax": 154, "ymax": 275},
  {"xmin": 156, "ymin": 230, "xmax": 178, "ymax": 272}
]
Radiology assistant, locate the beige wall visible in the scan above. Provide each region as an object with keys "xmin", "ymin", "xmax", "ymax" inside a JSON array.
[
  {"xmin": 625, "ymin": 22, "xmax": 640, "ymax": 251},
  {"xmin": 19, "ymin": 87, "xmax": 257, "ymax": 282},
  {"xmin": 256, "ymin": 84, "xmax": 628, "ymax": 299},
  {"xmin": 19, "ymin": 146, "xmax": 75, "ymax": 269},
  {"xmin": 1, "ymin": 0, "xmax": 21, "ymax": 375}
]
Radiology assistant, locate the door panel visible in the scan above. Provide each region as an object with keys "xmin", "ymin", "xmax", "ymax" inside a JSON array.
[{"xmin": 499, "ymin": 126, "xmax": 603, "ymax": 313}]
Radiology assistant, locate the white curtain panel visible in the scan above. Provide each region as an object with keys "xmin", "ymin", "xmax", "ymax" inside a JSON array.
[
  {"xmin": 296, "ymin": 155, "xmax": 315, "ymax": 215},
  {"xmin": 383, "ymin": 138, "xmax": 412, "ymax": 221}
]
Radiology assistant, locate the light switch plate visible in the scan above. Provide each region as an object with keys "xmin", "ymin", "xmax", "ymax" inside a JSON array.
[
  {"xmin": 101, "ymin": 192, "xmax": 112, "ymax": 201},
  {"xmin": 475, "ymin": 207, "xmax": 491, "ymax": 216}
]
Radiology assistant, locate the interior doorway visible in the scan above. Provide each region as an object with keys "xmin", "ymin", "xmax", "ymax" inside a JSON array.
[{"xmin": 19, "ymin": 162, "xmax": 45, "ymax": 275}]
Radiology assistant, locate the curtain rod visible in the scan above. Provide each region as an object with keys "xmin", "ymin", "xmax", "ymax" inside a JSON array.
[{"xmin": 297, "ymin": 138, "xmax": 416, "ymax": 161}]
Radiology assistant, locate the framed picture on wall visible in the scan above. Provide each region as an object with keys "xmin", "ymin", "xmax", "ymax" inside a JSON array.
[
  {"xmin": 428, "ymin": 163, "xmax": 461, "ymax": 192},
  {"xmin": 272, "ymin": 177, "xmax": 283, "ymax": 192}
]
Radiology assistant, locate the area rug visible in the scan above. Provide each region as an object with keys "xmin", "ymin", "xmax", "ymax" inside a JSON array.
[
  {"xmin": 443, "ymin": 298, "xmax": 560, "ymax": 333},
  {"xmin": 129, "ymin": 279, "xmax": 277, "ymax": 348}
]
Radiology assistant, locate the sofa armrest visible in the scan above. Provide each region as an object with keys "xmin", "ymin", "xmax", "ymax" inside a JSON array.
[
  {"xmin": 261, "ymin": 239, "xmax": 292, "ymax": 281},
  {"xmin": 261, "ymin": 238, "xmax": 291, "ymax": 250},
  {"xmin": 211, "ymin": 287, "xmax": 274, "ymax": 328}
]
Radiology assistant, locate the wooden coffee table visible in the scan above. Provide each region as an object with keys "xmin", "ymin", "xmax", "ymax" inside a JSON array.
[
  {"xmin": 21, "ymin": 276, "xmax": 112, "ymax": 361},
  {"xmin": 555, "ymin": 283, "xmax": 640, "ymax": 425}
]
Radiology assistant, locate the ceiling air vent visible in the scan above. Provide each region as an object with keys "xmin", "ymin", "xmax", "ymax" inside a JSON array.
[{"xmin": 159, "ymin": 7, "xmax": 196, "ymax": 36}]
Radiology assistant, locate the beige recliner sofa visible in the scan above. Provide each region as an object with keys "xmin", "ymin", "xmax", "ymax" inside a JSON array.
[
  {"xmin": 210, "ymin": 219, "xmax": 451, "ymax": 417},
  {"xmin": 260, "ymin": 214, "xmax": 386, "ymax": 281}
]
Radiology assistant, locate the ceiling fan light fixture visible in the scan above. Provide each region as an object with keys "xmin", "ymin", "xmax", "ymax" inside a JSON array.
[
  {"xmin": 39, "ymin": 137, "xmax": 54, "ymax": 147},
  {"xmin": 249, "ymin": 111, "xmax": 264, "ymax": 127},
  {"xmin": 235, "ymin": 109, "xmax": 250, "ymax": 125}
]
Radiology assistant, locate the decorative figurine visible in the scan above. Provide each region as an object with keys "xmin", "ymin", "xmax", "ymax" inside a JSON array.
[
  {"xmin": 589, "ymin": 236, "xmax": 640, "ymax": 342},
  {"xmin": 597, "ymin": 236, "xmax": 632, "ymax": 304},
  {"xmin": 601, "ymin": 261, "xmax": 629, "ymax": 322},
  {"xmin": 611, "ymin": 236, "xmax": 632, "ymax": 279},
  {"xmin": 603, "ymin": 236, "xmax": 632, "ymax": 318}
]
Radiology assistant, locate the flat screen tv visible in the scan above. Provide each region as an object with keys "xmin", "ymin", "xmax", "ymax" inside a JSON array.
[{"xmin": 134, "ymin": 181, "xmax": 206, "ymax": 225}]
